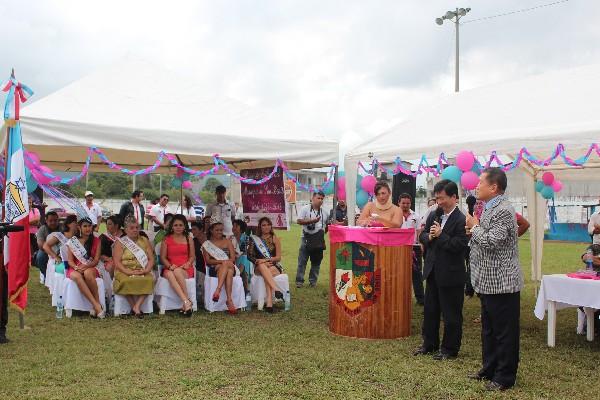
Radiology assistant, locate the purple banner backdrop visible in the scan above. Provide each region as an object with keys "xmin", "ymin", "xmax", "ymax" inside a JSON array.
[{"xmin": 241, "ymin": 167, "xmax": 288, "ymax": 229}]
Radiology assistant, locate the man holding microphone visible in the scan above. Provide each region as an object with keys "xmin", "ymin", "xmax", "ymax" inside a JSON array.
[
  {"xmin": 414, "ymin": 180, "xmax": 469, "ymax": 360},
  {"xmin": 466, "ymin": 167, "xmax": 523, "ymax": 392}
]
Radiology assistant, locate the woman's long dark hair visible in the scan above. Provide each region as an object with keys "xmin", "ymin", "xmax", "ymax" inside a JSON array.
[
  {"xmin": 256, "ymin": 217, "xmax": 275, "ymax": 237},
  {"xmin": 63, "ymin": 215, "xmax": 78, "ymax": 233},
  {"xmin": 166, "ymin": 214, "xmax": 190, "ymax": 236},
  {"xmin": 78, "ymin": 218, "xmax": 95, "ymax": 256},
  {"xmin": 183, "ymin": 194, "xmax": 193, "ymax": 210}
]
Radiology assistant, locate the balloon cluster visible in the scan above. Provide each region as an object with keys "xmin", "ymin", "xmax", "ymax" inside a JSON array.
[
  {"xmin": 171, "ymin": 169, "xmax": 193, "ymax": 189},
  {"xmin": 441, "ymin": 150, "xmax": 481, "ymax": 190},
  {"xmin": 24, "ymin": 151, "xmax": 60, "ymax": 193},
  {"xmin": 330, "ymin": 172, "xmax": 378, "ymax": 209},
  {"xmin": 535, "ymin": 172, "xmax": 563, "ymax": 199}
]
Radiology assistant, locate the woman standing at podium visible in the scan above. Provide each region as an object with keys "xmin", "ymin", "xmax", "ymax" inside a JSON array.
[{"xmin": 357, "ymin": 182, "xmax": 403, "ymax": 228}]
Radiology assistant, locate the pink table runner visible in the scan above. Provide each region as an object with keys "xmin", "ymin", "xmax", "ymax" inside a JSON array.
[
  {"xmin": 329, "ymin": 225, "xmax": 415, "ymax": 247},
  {"xmin": 566, "ymin": 271, "xmax": 600, "ymax": 280}
]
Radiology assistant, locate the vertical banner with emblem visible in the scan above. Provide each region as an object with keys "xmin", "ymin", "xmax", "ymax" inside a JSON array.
[{"xmin": 241, "ymin": 167, "xmax": 289, "ymax": 229}]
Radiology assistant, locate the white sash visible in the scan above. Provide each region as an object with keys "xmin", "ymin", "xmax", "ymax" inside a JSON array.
[
  {"xmin": 67, "ymin": 237, "xmax": 90, "ymax": 265},
  {"xmin": 251, "ymin": 235, "xmax": 272, "ymax": 259},
  {"xmin": 202, "ymin": 240, "xmax": 229, "ymax": 261},
  {"xmin": 118, "ymin": 236, "xmax": 149, "ymax": 268},
  {"xmin": 51, "ymin": 232, "xmax": 68, "ymax": 246}
]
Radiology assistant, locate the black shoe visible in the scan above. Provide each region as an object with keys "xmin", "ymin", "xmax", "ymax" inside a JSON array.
[
  {"xmin": 484, "ymin": 381, "xmax": 511, "ymax": 391},
  {"xmin": 295, "ymin": 283, "xmax": 303, "ymax": 288},
  {"xmin": 412, "ymin": 346, "xmax": 435, "ymax": 356},
  {"xmin": 265, "ymin": 306, "xmax": 274, "ymax": 313},
  {"xmin": 432, "ymin": 352, "xmax": 457, "ymax": 361},
  {"xmin": 467, "ymin": 372, "xmax": 490, "ymax": 381},
  {"xmin": 0, "ymin": 336, "xmax": 9, "ymax": 344}
]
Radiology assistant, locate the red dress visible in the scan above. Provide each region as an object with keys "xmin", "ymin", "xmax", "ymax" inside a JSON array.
[
  {"xmin": 66, "ymin": 237, "xmax": 100, "ymax": 278},
  {"xmin": 163, "ymin": 235, "xmax": 194, "ymax": 278}
]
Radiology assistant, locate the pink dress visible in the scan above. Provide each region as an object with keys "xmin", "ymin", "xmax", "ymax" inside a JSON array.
[
  {"xmin": 66, "ymin": 237, "xmax": 100, "ymax": 278},
  {"xmin": 162, "ymin": 235, "xmax": 194, "ymax": 278}
]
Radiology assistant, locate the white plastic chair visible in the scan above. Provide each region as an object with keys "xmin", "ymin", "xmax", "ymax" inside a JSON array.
[
  {"xmin": 154, "ymin": 268, "xmax": 198, "ymax": 314},
  {"xmin": 62, "ymin": 276, "xmax": 107, "ymax": 318},
  {"xmin": 250, "ymin": 273, "xmax": 290, "ymax": 311},
  {"xmin": 203, "ymin": 273, "xmax": 247, "ymax": 312},
  {"xmin": 113, "ymin": 293, "xmax": 154, "ymax": 316},
  {"xmin": 44, "ymin": 258, "xmax": 56, "ymax": 294}
]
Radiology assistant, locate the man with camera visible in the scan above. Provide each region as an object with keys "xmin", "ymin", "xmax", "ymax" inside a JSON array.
[{"xmin": 296, "ymin": 191, "xmax": 329, "ymax": 288}]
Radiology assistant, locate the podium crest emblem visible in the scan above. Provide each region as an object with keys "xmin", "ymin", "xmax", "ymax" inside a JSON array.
[{"xmin": 334, "ymin": 242, "xmax": 380, "ymax": 315}]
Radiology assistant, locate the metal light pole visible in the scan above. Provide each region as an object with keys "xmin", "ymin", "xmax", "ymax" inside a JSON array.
[{"xmin": 436, "ymin": 7, "xmax": 471, "ymax": 92}]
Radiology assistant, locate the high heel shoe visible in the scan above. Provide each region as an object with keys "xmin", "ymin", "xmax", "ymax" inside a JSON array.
[
  {"xmin": 183, "ymin": 299, "xmax": 193, "ymax": 317},
  {"xmin": 227, "ymin": 301, "xmax": 237, "ymax": 315},
  {"xmin": 265, "ymin": 306, "xmax": 274, "ymax": 313},
  {"xmin": 212, "ymin": 291, "xmax": 221, "ymax": 303}
]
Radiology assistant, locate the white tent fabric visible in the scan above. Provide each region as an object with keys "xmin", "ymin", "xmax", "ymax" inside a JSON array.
[
  {"xmin": 9, "ymin": 59, "xmax": 338, "ymax": 172},
  {"xmin": 346, "ymin": 63, "xmax": 600, "ymax": 281}
]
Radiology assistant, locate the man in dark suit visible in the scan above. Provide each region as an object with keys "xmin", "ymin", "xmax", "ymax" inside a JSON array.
[
  {"xmin": 414, "ymin": 179, "xmax": 469, "ymax": 360},
  {"xmin": 118, "ymin": 190, "xmax": 145, "ymax": 229}
]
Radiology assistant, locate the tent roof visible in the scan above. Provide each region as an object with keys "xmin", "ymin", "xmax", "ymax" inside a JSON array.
[
  {"xmin": 346, "ymin": 63, "xmax": 600, "ymax": 173},
  {"xmin": 13, "ymin": 59, "xmax": 338, "ymax": 172}
]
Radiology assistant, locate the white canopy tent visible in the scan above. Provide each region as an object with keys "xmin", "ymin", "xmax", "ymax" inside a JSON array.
[
  {"xmin": 346, "ymin": 63, "xmax": 600, "ymax": 281},
  {"xmin": 6, "ymin": 59, "xmax": 338, "ymax": 172}
]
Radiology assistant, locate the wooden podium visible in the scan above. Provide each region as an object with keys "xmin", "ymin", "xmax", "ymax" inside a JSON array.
[{"xmin": 328, "ymin": 225, "xmax": 414, "ymax": 339}]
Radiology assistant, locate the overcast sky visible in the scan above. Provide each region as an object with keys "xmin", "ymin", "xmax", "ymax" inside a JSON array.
[{"xmin": 2, "ymin": 0, "xmax": 598, "ymax": 154}]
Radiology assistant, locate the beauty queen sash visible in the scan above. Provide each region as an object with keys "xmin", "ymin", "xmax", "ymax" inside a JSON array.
[
  {"xmin": 51, "ymin": 232, "xmax": 68, "ymax": 246},
  {"xmin": 117, "ymin": 236, "xmax": 148, "ymax": 268},
  {"xmin": 66, "ymin": 237, "xmax": 91, "ymax": 265},
  {"xmin": 202, "ymin": 240, "xmax": 239, "ymax": 275},
  {"xmin": 250, "ymin": 235, "xmax": 283, "ymax": 272}
]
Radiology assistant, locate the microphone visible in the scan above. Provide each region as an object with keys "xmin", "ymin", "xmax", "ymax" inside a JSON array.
[
  {"xmin": 434, "ymin": 206, "xmax": 444, "ymax": 224},
  {"xmin": 466, "ymin": 195, "xmax": 477, "ymax": 216}
]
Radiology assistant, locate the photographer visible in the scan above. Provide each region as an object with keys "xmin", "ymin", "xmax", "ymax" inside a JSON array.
[{"xmin": 296, "ymin": 191, "xmax": 329, "ymax": 288}]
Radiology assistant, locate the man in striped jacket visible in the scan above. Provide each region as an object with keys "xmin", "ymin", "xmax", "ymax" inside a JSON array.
[{"xmin": 466, "ymin": 167, "xmax": 523, "ymax": 392}]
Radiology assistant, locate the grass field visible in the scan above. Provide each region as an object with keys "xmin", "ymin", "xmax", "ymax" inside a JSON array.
[{"xmin": 1, "ymin": 225, "xmax": 599, "ymax": 399}]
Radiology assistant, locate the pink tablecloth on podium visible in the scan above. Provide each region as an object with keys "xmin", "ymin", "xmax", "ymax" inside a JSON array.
[{"xmin": 328, "ymin": 225, "xmax": 415, "ymax": 247}]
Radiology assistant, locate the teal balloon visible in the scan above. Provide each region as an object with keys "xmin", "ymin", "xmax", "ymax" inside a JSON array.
[
  {"xmin": 541, "ymin": 186, "xmax": 554, "ymax": 199},
  {"xmin": 441, "ymin": 166, "xmax": 462, "ymax": 183},
  {"xmin": 355, "ymin": 175, "xmax": 363, "ymax": 189},
  {"xmin": 182, "ymin": 172, "xmax": 191, "ymax": 181},
  {"xmin": 535, "ymin": 181, "xmax": 545, "ymax": 193},
  {"xmin": 323, "ymin": 181, "xmax": 334, "ymax": 195},
  {"xmin": 171, "ymin": 177, "xmax": 182, "ymax": 188},
  {"xmin": 337, "ymin": 170, "xmax": 345, "ymax": 177},
  {"xmin": 26, "ymin": 177, "xmax": 38, "ymax": 193},
  {"xmin": 356, "ymin": 189, "xmax": 369, "ymax": 209}
]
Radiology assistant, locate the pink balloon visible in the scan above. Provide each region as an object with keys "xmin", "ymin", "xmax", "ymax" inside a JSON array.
[
  {"xmin": 456, "ymin": 151, "xmax": 475, "ymax": 172},
  {"xmin": 182, "ymin": 180, "xmax": 193, "ymax": 189},
  {"xmin": 337, "ymin": 176, "xmax": 346, "ymax": 192},
  {"xmin": 460, "ymin": 171, "xmax": 479, "ymax": 190},
  {"xmin": 542, "ymin": 172, "xmax": 554, "ymax": 186},
  {"xmin": 360, "ymin": 175, "xmax": 377, "ymax": 194},
  {"xmin": 337, "ymin": 190, "xmax": 346, "ymax": 201},
  {"xmin": 551, "ymin": 179, "xmax": 563, "ymax": 192}
]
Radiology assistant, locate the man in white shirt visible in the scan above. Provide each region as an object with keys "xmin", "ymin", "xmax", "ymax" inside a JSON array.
[
  {"xmin": 296, "ymin": 191, "xmax": 330, "ymax": 288},
  {"xmin": 149, "ymin": 193, "xmax": 172, "ymax": 232},
  {"xmin": 82, "ymin": 190, "xmax": 103, "ymax": 231},
  {"xmin": 588, "ymin": 198, "xmax": 600, "ymax": 244},
  {"xmin": 205, "ymin": 185, "xmax": 236, "ymax": 237},
  {"xmin": 399, "ymin": 193, "xmax": 424, "ymax": 306}
]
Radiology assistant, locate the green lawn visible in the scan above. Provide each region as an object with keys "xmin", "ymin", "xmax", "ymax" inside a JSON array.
[{"xmin": 1, "ymin": 226, "xmax": 598, "ymax": 399}]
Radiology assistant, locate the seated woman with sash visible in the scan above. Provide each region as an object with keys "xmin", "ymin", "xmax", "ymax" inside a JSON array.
[
  {"xmin": 112, "ymin": 215, "xmax": 155, "ymax": 318},
  {"xmin": 232, "ymin": 219, "xmax": 251, "ymax": 297},
  {"xmin": 160, "ymin": 214, "xmax": 195, "ymax": 316},
  {"xmin": 43, "ymin": 215, "xmax": 78, "ymax": 275},
  {"xmin": 202, "ymin": 221, "xmax": 237, "ymax": 314},
  {"xmin": 99, "ymin": 215, "xmax": 125, "ymax": 278},
  {"xmin": 66, "ymin": 218, "xmax": 104, "ymax": 318},
  {"xmin": 247, "ymin": 217, "xmax": 283, "ymax": 313},
  {"xmin": 357, "ymin": 181, "xmax": 403, "ymax": 228}
]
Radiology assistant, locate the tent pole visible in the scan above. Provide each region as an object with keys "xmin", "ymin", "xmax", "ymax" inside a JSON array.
[{"xmin": 333, "ymin": 165, "xmax": 338, "ymax": 220}]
